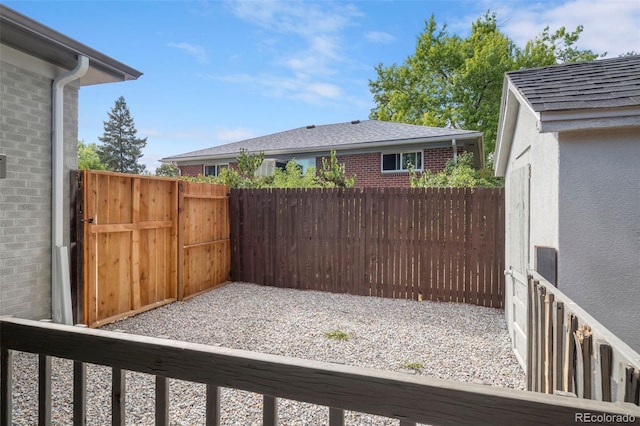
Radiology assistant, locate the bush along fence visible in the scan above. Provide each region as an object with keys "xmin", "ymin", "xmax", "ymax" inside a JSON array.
[{"xmin": 230, "ymin": 187, "xmax": 505, "ymax": 308}]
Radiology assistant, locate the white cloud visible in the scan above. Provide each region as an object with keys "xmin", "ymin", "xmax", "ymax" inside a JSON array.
[
  {"xmin": 450, "ymin": 0, "xmax": 640, "ymax": 57},
  {"xmin": 365, "ymin": 31, "xmax": 395, "ymax": 44},
  {"xmin": 224, "ymin": 0, "xmax": 362, "ymax": 104},
  {"xmin": 167, "ymin": 42, "xmax": 209, "ymax": 64}
]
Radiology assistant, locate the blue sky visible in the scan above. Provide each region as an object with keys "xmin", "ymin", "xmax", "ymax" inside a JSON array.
[{"xmin": 4, "ymin": 0, "xmax": 640, "ymax": 171}]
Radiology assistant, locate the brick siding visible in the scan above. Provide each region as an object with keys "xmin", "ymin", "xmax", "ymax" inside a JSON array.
[
  {"xmin": 318, "ymin": 147, "xmax": 465, "ymax": 188},
  {"xmin": 178, "ymin": 164, "xmax": 204, "ymax": 177},
  {"xmin": 0, "ymin": 60, "xmax": 78, "ymax": 319}
]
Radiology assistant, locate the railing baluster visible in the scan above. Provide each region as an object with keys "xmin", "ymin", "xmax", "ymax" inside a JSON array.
[
  {"xmin": 205, "ymin": 384, "xmax": 220, "ymax": 426},
  {"xmin": 73, "ymin": 324, "xmax": 88, "ymax": 426},
  {"xmin": 112, "ymin": 367, "xmax": 126, "ymax": 426},
  {"xmin": 74, "ymin": 360, "xmax": 86, "ymax": 425},
  {"xmin": 263, "ymin": 395, "xmax": 277, "ymax": 426},
  {"xmin": 329, "ymin": 407, "xmax": 344, "ymax": 426},
  {"xmin": 155, "ymin": 376, "xmax": 169, "ymax": 426},
  {"xmin": 1, "ymin": 347, "xmax": 13, "ymax": 426},
  {"xmin": 38, "ymin": 354, "xmax": 52, "ymax": 426}
]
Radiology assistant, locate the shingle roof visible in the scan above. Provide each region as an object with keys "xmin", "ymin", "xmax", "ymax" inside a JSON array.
[
  {"xmin": 506, "ymin": 55, "xmax": 640, "ymax": 112},
  {"xmin": 164, "ymin": 120, "xmax": 480, "ymax": 160}
]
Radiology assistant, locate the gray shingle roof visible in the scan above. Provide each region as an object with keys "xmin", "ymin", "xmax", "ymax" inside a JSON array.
[
  {"xmin": 506, "ymin": 55, "xmax": 640, "ymax": 113},
  {"xmin": 164, "ymin": 120, "xmax": 480, "ymax": 160}
]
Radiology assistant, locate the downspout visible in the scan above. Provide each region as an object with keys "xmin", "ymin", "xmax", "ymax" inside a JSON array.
[
  {"xmin": 51, "ymin": 55, "xmax": 89, "ymax": 325},
  {"xmin": 451, "ymin": 138, "xmax": 458, "ymax": 164}
]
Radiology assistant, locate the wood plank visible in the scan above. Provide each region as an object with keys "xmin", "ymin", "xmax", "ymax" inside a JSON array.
[
  {"xmin": 544, "ymin": 293, "xmax": 555, "ymax": 394},
  {"xmin": 577, "ymin": 325, "xmax": 593, "ymax": 399},
  {"xmin": 599, "ymin": 343, "xmax": 612, "ymax": 402},
  {"xmin": 206, "ymin": 384, "xmax": 220, "ymax": 426},
  {"xmin": 536, "ymin": 283, "xmax": 545, "ymax": 393},
  {"xmin": 263, "ymin": 395, "xmax": 278, "ymax": 426},
  {"xmin": 131, "ymin": 177, "xmax": 141, "ymax": 311},
  {"xmin": 564, "ymin": 314, "xmax": 578, "ymax": 393},
  {"xmin": 155, "ymin": 376, "xmax": 169, "ymax": 426},
  {"xmin": 38, "ymin": 354, "xmax": 51, "ymax": 426},
  {"xmin": 526, "ymin": 275, "xmax": 534, "ymax": 392},
  {"xmin": 3, "ymin": 318, "xmax": 638, "ymax": 426},
  {"xmin": 554, "ymin": 302, "xmax": 565, "ymax": 392},
  {"xmin": 112, "ymin": 367, "xmax": 126, "ymax": 426},
  {"xmin": 73, "ymin": 360, "xmax": 86, "ymax": 426},
  {"xmin": 329, "ymin": 407, "xmax": 344, "ymax": 426}
]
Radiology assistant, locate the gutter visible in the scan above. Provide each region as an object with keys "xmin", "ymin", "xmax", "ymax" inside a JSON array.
[{"xmin": 51, "ymin": 55, "xmax": 89, "ymax": 325}]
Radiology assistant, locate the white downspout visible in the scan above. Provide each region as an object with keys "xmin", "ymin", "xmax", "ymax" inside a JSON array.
[
  {"xmin": 52, "ymin": 55, "xmax": 89, "ymax": 325},
  {"xmin": 452, "ymin": 138, "xmax": 458, "ymax": 164}
]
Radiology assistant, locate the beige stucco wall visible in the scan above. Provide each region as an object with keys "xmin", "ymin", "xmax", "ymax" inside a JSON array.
[
  {"xmin": 503, "ymin": 105, "xmax": 560, "ymax": 367},
  {"xmin": 557, "ymin": 127, "xmax": 640, "ymax": 352}
]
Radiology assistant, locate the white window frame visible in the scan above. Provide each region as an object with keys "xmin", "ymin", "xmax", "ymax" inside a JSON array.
[
  {"xmin": 380, "ymin": 151, "xmax": 423, "ymax": 173},
  {"xmin": 203, "ymin": 163, "xmax": 229, "ymax": 177}
]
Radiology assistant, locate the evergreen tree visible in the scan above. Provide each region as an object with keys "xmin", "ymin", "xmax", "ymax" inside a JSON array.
[{"xmin": 98, "ymin": 96, "xmax": 147, "ymax": 174}]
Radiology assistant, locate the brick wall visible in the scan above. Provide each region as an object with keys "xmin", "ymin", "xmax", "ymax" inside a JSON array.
[
  {"xmin": 178, "ymin": 164, "xmax": 204, "ymax": 177},
  {"xmin": 0, "ymin": 60, "xmax": 78, "ymax": 319},
  {"xmin": 318, "ymin": 147, "xmax": 465, "ymax": 188}
]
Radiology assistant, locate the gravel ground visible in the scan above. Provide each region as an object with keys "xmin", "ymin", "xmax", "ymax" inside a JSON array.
[{"xmin": 9, "ymin": 282, "xmax": 525, "ymax": 425}]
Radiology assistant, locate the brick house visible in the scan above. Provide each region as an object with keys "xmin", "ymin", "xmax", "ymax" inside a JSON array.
[
  {"xmin": 163, "ymin": 120, "xmax": 484, "ymax": 187},
  {"xmin": 0, "ymin": 5, "xmax": 141, "ymax": 322}
]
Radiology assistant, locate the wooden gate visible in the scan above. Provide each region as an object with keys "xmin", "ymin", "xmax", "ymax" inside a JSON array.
[
  {"xmin": 178, "ymin": 181, "xmax": 231, "ymax": 299},
  {"xmin": 74, "ymin": 171, "xmax": 230, "ymax": 327}
]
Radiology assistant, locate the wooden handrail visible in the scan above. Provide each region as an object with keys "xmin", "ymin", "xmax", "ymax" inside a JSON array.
[
  {"xmin": 1, "ymin": 318, "xmax": 639, "ymax": 425},
  {"xmin": 527, "ymin": 270, "xmax": 640, "ymax": 404}
]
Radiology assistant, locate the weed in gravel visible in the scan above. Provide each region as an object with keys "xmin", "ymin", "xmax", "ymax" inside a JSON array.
[
  {"xmin": 401, "ymin": 361, "xmax": 425, "ymax": 373},
  {"xmin": 324, "ymin": 330, "xmax": 351, "ymax": 341}
]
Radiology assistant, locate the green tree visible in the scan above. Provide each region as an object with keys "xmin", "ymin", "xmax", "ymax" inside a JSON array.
[
  {"xmin": 369, "ymin": 12, "xmax": 601, "ymax": 157},
  {"xmin": 410, "ymin": 153, "xmax": 502, "ymax": 187},
  {"xmin": 77, "ymin": 141, "xmax": 106, "ymax": 170},
  {"xmin": 317, "ymin": 149, "xmax": 356, "ymax": 188},
  {"xmin": 98, "ymin": 96, "xmax": 147, "ymax": 174},
  {"xmin": 155, "ymin": 162, "xmax": 179, "ymax": 177}
]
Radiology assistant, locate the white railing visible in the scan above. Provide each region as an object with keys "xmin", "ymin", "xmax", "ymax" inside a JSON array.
[
  {"xmin": 527, "ymin": 270, "xmax": 640, "ymax": 404},
  {"xmin": 1, "ymin": 317, "xmax": 639, "ymax": 425}
]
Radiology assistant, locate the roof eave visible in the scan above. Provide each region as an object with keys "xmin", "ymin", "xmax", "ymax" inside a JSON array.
[
  {"xmin": 163, "ymin": 133, "xmax": 484, "ymax": 163},
  {"xmin": 538, "ymin": 106, "xmax": 640, "ymax": 133},
  {"xmin": 0, "ymin": 4, "xmax": 142, "ymax": 85}
]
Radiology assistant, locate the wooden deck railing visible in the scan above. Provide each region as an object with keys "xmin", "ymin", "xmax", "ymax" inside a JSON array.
[
  {"xmin": 2, "ymin": 318, "xmax": 639, "ymax": 425},
  {"xmin": 527, "ymin": 270, "xmax": 640, "ymax": 405}
]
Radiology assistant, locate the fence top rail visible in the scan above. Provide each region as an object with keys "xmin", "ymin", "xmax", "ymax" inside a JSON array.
[
  {"xmin": 528, "ymin": 270, "xmax": 640, "ymax": 369},
  {"xmin": 2, "ymin": 318, "xmax": 638, "ymax": 425}
]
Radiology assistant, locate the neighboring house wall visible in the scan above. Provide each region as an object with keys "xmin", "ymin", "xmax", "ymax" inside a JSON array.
[
  {"xmin": 503, "ymin": 105, "xmax": 559, "ymax": 368},
  {"xmin": 178, "ymin": 146, "xmax": 465, "ymax": 187},
  {"xmin": 0, "ymin": 51, "xmax": 79, "ymax": 319},
  {"xmin": 557, "ymin": 127, "xmax": 640, "ymax": 352},
  {"xmin": 179, "ymin": 164, "xmax": 203, "ymax": 177}
]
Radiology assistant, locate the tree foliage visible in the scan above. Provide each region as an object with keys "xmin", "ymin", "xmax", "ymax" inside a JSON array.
[
  {"xmin": 410, "ymin": 152, "xmax": 503, "ymax": 188},
  {"xmin": 77, "ymin": 141, "xmax": 106, "ymax": 170},
  {"xmin": 183, "ymin": 149, "xmax": 356, "ymax": 189},
  {"xmin": 98, "ymin": 96, "xmax": 148, "ymax": 174},
  {"xmin": 369, "ymin": 12, "xmax": 602, "ymax": 157},
  {"xmin": 154, "ymin": 162, "xmax": 179, "ymax": 177}
]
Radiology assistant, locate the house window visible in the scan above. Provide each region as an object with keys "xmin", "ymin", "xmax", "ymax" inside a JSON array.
[
  {"xmin": 204, "ymin": 164, "xmax": 228, "ymax": 177},
  {"xmin": 381, "ymin": 151, "xmax": 423, "ymax": 172}
]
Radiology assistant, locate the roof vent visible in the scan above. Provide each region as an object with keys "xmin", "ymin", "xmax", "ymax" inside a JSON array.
[
  {"xmin": 351, "ymin": 120, "xmax": 361, "ymax": 124},
  {"xmin": 306, "ymin": 124, "xmax": 316, "ymax": 129}
]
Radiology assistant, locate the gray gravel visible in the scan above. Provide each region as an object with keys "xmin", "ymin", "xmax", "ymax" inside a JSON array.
[{"xmin": 9, "ymin": 282, "xmax": 525, "ymax": 425}]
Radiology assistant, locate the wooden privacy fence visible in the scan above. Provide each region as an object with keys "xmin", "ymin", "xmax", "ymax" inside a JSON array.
[
  {"xmin": 3, "ymin": 318, "xmax": 639, "ymax": 426},
  {"xmin": 230, "ymin": 187, "xmax": 505, "ymax": 308},
  {"xmin": 525, "ymin": 270, "xmax": 640, "ymax": 405},
  {"xmin": 73, "ymin": 170, "xmax": 230, "ymax": 327}
]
